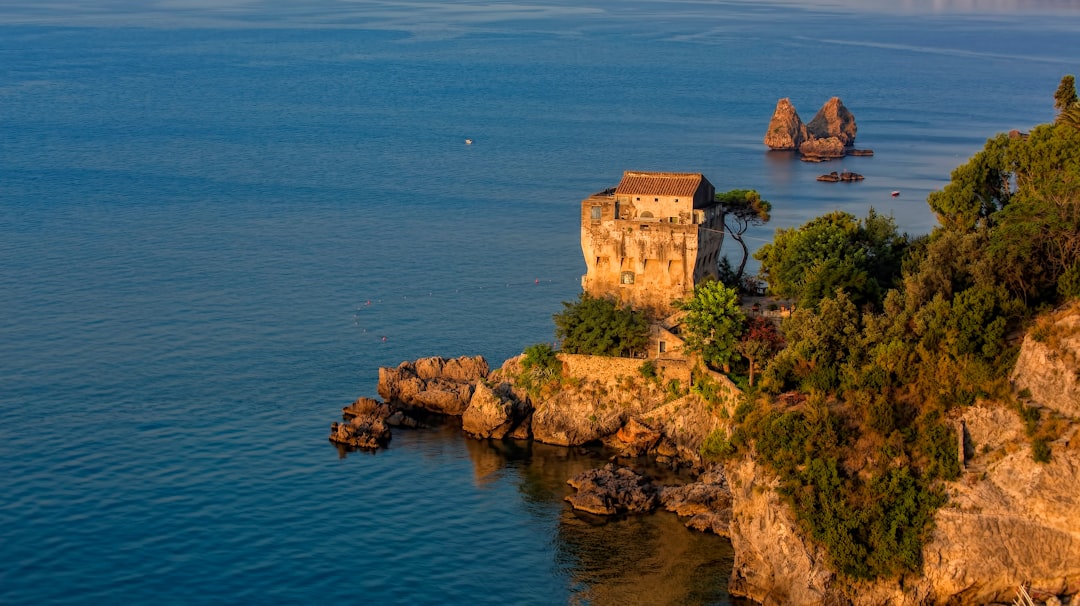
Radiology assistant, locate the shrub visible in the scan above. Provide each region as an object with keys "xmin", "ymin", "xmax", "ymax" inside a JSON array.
[
  {"xmin": 1031, "ymin": 437, "xmax": 1052, "ymax": 463},
  {"xmin": 554, "ymin": 292, "xmax": 649, "ymax": 357},
  {"xmin": 518, "ymin": 343, "xmax": 562, "ymax": 396}
]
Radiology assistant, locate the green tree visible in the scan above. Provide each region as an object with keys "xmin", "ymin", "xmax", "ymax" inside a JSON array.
[
  {"xmin": 554, "ymin": 293, "xmax": 649, "ymax": 357},
  {"xmin": 714, "ymin": 189, "xmax": 772, "ymax": 283},
  {"xmin": 675, "ymin": 281, "xmax": 746, "ymax": 372},
  {"xmin": 754, "ymin": 210, "xmax": 906, "ymax": 310},
  {"xmin": 1054, "ymin": 74, "xmax": 1078, "ymax": 113}
]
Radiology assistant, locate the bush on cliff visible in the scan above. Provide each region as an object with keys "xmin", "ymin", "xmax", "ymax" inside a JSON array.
[
  {"xmin": 518, "ymin": 343, "xmax": 563, "ymax": 396},
  {"xmin": 554, "ymin": 293, "xmax": 649, "ymax": 357}
]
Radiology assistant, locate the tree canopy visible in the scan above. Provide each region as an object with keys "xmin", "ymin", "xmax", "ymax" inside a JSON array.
[
  {"xmin": 553, "ymin": 293, "xmax": 649, "ymax": 357},
  {"xmin": 674, "ymin": 280, "xmax": 746, "ymax": 371},
  {"xmin": 754, "ymin": 209, "xmax": 907, "ymax": 310}
]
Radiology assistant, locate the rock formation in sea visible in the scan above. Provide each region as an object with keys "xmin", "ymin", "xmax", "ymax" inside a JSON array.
[
  {"xmin": 807, "ymin": 96, "xmax": 857, "ymax": 146},
  {"xmin": 798, "ymin": 136, "xmax": 846, "ymax": 160},
  {"xmin": 763, "ymin": 98, "xmax": 809, "ymax": 150},
  {"xmin": 565, "ymin": 463, "xmax": 660, "ymax": 515},
  {"xmin": 329, "ymin": 397, "xmax": 394, "ymax": 449},
  {"xmin": 766, "ymin": 96, "xmax": 865, "ymax": 161}
]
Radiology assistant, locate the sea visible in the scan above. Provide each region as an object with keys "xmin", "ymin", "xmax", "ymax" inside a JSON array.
[{"xmin": 2, "ymin": 1, "xmax": 1079, "ymax": 604}]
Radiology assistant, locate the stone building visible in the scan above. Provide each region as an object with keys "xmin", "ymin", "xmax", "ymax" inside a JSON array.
[{"xmin": 580, "ymin": 171, "xmax": 725, "ymax": 322}]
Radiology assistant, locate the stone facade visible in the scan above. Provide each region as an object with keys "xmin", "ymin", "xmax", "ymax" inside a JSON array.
[{"xmin": 580, "ymin": 171, "xmax": 723, "ymax": 318}]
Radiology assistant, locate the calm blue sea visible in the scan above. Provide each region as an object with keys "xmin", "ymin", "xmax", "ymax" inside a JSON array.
[{"xmin": 2, "ymin": 1, "xmax": 1079, "ymax": 604}]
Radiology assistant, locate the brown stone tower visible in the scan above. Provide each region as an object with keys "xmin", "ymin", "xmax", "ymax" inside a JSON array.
[{"xmin": 580, "ymin": 171, "xmax": 724, "ymax": 318}]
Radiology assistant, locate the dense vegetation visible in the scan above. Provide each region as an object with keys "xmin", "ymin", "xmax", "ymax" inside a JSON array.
[
  {"xmin": 704, "ymin": 77, "xmax": 1080, "ymax": 581},
  {"xmin": 553, "ymin": 292, "xmax": 649, "ymax": 357}
]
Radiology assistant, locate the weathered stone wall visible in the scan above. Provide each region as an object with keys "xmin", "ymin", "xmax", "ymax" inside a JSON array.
[{"xmin": 558, "ymin": 353, "xmax": 692, "ymax": 386}]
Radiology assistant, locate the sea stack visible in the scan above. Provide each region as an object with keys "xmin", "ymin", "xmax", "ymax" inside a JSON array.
[
  {"xmin": 763, "ymin": 98, "xmax": 809, "ymax": 150},
  {"xmin": 806, "ymin": 97, "xmax": 857, "ymax": 146}
]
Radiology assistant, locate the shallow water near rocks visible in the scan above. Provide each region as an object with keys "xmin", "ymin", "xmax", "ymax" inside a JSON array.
[{"xmin": 3, "ymin": 1, "xmax": 1080, "ymax": 604}]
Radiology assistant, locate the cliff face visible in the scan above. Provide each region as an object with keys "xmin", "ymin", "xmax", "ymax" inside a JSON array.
[
  {"xmin": 725, "ymin": 304, "xmax": 1080, "ymax": 605},
  {"xmin": 1011, "ymin": 302, "xmax": 1080, "ymax": 419},
  {"xmin": 725, "ymin": 455, "xmax": 845, "ymax": 606},
  {"xmin": 725, "ymin": 403, "xmax": 1080, "ymax": 606}
]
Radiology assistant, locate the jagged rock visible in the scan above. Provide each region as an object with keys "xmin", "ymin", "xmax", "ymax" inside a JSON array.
[
  {"xmin": 1010, "ymin": 302, "xmax": 1080, "ymax": 419},
  {"xmin": 725, "ymin": 456, "xmax": 843, "ymax": 606},
  {"xmin": 764, "ymin": 98, "xmax": 809, "ymax": 150},
  {"xmin": 807, "ymin": 97, "xmax": 857, "ymax": 146},
  {"xmin": 330, "ymin": 398, "xmax": 393, "ymax": 449},
  {"xmin": 531, "ymin": 389, "xmax": 626, "ymax": 446},
  {"xmin": 461, "ymin": 381, "xmax": 532, "ymax": 439},
  {"xmin": 565, "ymin": 463, "xmax": 660, "ymax": 515},
  {"xmin": 659, "ymin": 466, "xmax": 733, "ymax": 536},
  {"xmin": 378, "ymin": 356, "xmax": 487, "ymax": 415},
  {"xmin": 414, "ymin": 355, "xmax": 489, "ymax": 382},
  {"xmin": 615, "ymin": 417, "xmax": 661, "ymax": 456},
  {"xmin": 798, "ymin": 136, "xmax": 846, "ymax": 160}
]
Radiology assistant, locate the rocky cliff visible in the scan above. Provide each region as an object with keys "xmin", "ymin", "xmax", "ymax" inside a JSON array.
[
  {"xmin": 1011, "ymin": 301, "xmax": 1080, "ymax": 419},
  {"xmin": 332, "ymin": 325, "xmax": 1080, "ymax": 605},
  {"xmin": 723, "ymin": 303, "xmax": 1080, "ymax": 606}
]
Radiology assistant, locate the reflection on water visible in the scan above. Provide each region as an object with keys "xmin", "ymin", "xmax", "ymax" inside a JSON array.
[{"xmin": 462, "ymin": 435, "xmax": 743, "ymax": 606}]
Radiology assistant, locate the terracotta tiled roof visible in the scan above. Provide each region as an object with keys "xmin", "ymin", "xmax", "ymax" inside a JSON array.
[{"xmin": 615, "ymin": 171, "xmax": 703, "ymax": 198}]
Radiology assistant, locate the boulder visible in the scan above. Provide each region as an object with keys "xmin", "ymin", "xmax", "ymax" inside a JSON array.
[
  {"xmin": 531, "ymin": 389, "xmax": 626, "ymax": 446},
  {"xmin": 461, "ymin": 381, "xmax": 532, "ymax": 439},
  {"xmin": 764, "ymin": 98, "xmax": 809, "ymax": 150},
  {"xmin": 798, "ymin": 136, "xmax": 846, "ymax": 160},
  {"xmin": 660, "ymin": 466, "xmax": 733, "ymax": 536},
  {"xmin": 807, "ymin": 97, "xmax": 857, "ymax": 146},
  {"xmin": 330, "ymin": 397, "xmax": 393, "ymax": 450},
  {"xmin": 378, "ymin": 356, "xmax": 487, "ymax": 415},
  {"xmin": 615, "ymin": 417, "xmax": 662, "ymax": 456},
  {"xmin": 565, "ymin": 463, "xmax": 660, "ymax": 515}
]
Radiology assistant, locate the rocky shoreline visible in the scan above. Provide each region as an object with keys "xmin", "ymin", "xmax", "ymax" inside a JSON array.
[
  {"xmin": 331, "ymin": 350, "xmax": 1080, "ymax": 606},
  {"xmin": 329, "ymin": 354, "xmax": 739, "ymax": 534}
]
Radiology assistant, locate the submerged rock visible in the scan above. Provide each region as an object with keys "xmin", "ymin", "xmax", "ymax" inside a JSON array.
[{"xmin": 565, "ymin": 463, "xmax": 660, "ymax": 515}]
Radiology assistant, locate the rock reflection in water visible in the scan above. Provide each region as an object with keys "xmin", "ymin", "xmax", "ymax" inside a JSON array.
[{"xmin": 463, "ymin": 437, "xmax": 744, "ymax": 606}]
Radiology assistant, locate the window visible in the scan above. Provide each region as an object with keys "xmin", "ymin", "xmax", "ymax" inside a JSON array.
[
  {"xmin": 590, "ymin": 205, "xmax": 602, "ymax": 221},
  {"xmin": 621, "ymin": 271, "xmax": 635, "ymax": 284},
  {"xmin": 659, "ymin": 341, "xmax": 667, "ymax": 354}
]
